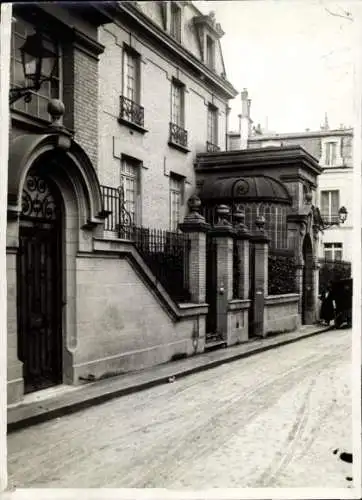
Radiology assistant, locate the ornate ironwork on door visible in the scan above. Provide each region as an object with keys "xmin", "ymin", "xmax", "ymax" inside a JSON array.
[{"xmin": 17, "ymin": 170, "xmax": 63, "ymax": 393}]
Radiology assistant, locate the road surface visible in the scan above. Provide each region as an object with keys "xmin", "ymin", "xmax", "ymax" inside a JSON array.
[{"xmin": 8, "ymin": 328, "xmax": 352, "ymax": 488}]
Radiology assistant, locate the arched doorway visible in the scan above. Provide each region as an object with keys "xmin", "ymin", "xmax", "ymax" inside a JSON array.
[
  {"xmin": 302, "ymin": 234, "xmax": 314, "ymax": 324},
  {"xmin": 17, "ymin": 167, "xmax": 63, "ymax": 394}
]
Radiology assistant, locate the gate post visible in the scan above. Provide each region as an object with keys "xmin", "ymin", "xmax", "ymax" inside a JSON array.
[
  {"xmin": 234, "ymin": 211, "xmax": 251, "ymax": 300},
  {"xmin": 250, "ymin": 216, "xmax": 270, "ymax": 337},
  {"xmin": 210, "ymin": 205, "xmax": 235, "ymax": 342},
  {"xmin": 313, "ymin": 256, "xmax": 321, "ymax": 323},
  {"xmin": 179, "ymin": 195, "xmax": 210, "ymax": 304}
]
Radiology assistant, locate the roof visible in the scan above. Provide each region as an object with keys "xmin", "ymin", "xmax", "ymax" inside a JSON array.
[
  {"xmin": 199, "ymin": 175, "xmax": 292, "ymax": 204},
  {"xmin": 248, "ymin": 128, "xmax": 353, "ymax": 141}
]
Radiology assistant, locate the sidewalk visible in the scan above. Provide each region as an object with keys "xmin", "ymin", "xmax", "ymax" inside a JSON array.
[{"xmin": 8, "ymin": 324, "xmax": 332, "ymax": 432}]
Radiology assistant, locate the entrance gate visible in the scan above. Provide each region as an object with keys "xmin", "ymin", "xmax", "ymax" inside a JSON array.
[
  {"xmin": 205, "ymin": 235, "xmax": 220, "ymax": 343},
  {"xmin": 17, "ymin": 170, "xmax": 63, "ymax": 394},
  {"xmin": 302, "ymin": 234, "xmax": 314, "ymax": 324}
]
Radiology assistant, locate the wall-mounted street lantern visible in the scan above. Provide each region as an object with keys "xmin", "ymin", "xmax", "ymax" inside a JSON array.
[
  {"xmin": 9, "ymin": 32, "xmax": 57, "ymax": 105},
  {"xmin": 316, "ymin": 205, "xmax": 348, "ymax": 231},
  {"xmin": 337, "ymin": 206, "xmax": 348, "ymax": 224}
]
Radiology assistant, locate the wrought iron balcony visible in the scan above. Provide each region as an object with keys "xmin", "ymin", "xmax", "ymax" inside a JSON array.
[
  {"xmin": 320, "ymin": 214, "xmax": 341, "ymax": 226},
  {"xmin": 206, "ymin": 141, "xmax": 220, "ymax": 152},
  {"xmin": 169, "ymin": 122, "xmax": 188, "ymax": 148},
  {"xmin": 119, "ymin": 95, "xmax": 144, "ymax": 127}
]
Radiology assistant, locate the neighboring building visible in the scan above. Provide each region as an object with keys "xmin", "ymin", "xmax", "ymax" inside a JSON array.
[
  {"xmin": 98, "ymin": 1, "xmax": 237, "ymax": 232},
  {"xmin": 228, "ymin": 91, "xmax": 353, "ymax": 262}
]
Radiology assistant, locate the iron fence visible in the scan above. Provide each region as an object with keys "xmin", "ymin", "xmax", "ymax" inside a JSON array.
[
  {"xmin": 233, "ymin": 240, "xmax": 241, "ymax": 299},
  {"xmin": 268, "ymin": 249, "xmax": 297, "ymax": 295},
  {"xmin": 318, "ymin": 258, "xmax": 351, "ymax": 294},
  {"xmin": 101, "ymin": 185, "xmax": 134, "ymax": 240},
  {"xmin": 133, "ymin": 227, "xmax": 191, "ymax": 303},
  {"xmin": 100, "ymin": 186, "xmax": 191, "ymax": 302}
]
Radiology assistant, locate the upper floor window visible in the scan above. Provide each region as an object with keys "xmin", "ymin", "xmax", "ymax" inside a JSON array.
[
  {"xmin": 169, "ymin": 174, "xmax": 183, "ymax": 231},
  {"xmin": 321, "ymin": 190, "xmax": 340, "ymax": 224},
  {"xmin": 123, "ymin": 48, "xmax": 140, "ymax": 104},
  {"xmin": 324, "ymin": 243, "xmax": 343, "ymax": 261},
  {"xmin": 11, "ymin": 17, "xmax": 60, "ymax": 121},
  {"xmin": 170, "ymin": 3, "xmax": 182, "ymax": 41},
  {"xmin": 325, "ymin": 141, "xmax": 338, "ymax": 166},
  {"xmin": 171, "ymin": 80, "xmax": 185, "ymax": 127},
  {"xmin": 120, "ymin": 157, "xmax": 141, "ymax": 227},
  {"xmin": 120, "ymin": 47, "xmax": 144, "ymax": 127},
  {"xmin": 206, "ymin": 36, "xmax": 215, "ymax": 69},
  {"xmin": 169, "ymin": 80, "xmax": 187, "ymax": 148},
  {"xmin": 207, "ymin": 104, "xmax": 219, "ymax": 151}
]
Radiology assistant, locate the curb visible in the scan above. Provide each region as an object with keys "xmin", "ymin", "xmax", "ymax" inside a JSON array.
[{"xmin": 7, "ymin": 325, "xmax": 332, "ymax": 433}]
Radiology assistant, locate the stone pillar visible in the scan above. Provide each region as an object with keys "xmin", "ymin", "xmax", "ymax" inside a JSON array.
[
  {"xmin": 6, "ymin": 216, "xmax": 24, "ymax": 405},
  {"xmin": 250, "ymin": 216, "xmax": 270, "ymax": 337},
  {"xmin": 179, "ymin": 195, "xmax": 210, "ymax": 303},
  {"xmin": 312, "ymin": 257, "xmax": 320, "ymax": 323},
  {"xmin": 210, "ymin": 205, "xmax": 235, "ymax": 340},
  {"xmin": 234, "ymin": 211, "xmax": 251, "ymax": 299}
]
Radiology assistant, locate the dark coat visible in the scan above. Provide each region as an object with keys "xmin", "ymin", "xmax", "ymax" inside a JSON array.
[{"xmin": 320, "ymin": 289, "xmax": 335, "ymax": 322}]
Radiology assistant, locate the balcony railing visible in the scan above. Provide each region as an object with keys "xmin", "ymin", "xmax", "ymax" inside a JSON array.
[
  {"xmin": 101, "ymin": 185, "xmax": 134, "ymax": 240},
  {"xmin": 119, "ymin": 95, "xmax": 144, "ymax": 127},
  {"xmin": 206, "ymin": 141, "xmax": 220, "ymax": 153},
  {"xmin": 320, "ymin": 213, "xmax": 342, "ymax": 226},
  {"xmin": 169, "ymin": 122, "xmax": 188, "ymax": 148}
]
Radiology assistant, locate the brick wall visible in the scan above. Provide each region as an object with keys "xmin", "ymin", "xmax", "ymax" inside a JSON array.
[{"xmin": 63, "ymin": 45, "xmax": 99, "ymax": 169}]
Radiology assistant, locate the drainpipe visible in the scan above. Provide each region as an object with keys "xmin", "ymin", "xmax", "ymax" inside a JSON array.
[{"xmin": 0, "ymin": 2, "xmax": 12, "ymax": 492}]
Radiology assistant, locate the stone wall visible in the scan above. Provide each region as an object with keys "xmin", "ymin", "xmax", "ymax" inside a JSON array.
[
  {"xmin": 227, "ymin": 300, "xmax": 250, "ymax": 345},
  {"xmin": 264, "ymin": 294, "xmax": 300, "ymax": 335},
  {"xmin": 72, "ymin": 250, "xmax": 207, "ymax": 382}
]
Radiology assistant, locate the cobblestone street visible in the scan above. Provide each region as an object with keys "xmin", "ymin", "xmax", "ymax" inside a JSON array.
[{"xmin": 8, "ymin": 328, "xmax": 352, "ymax": 489}]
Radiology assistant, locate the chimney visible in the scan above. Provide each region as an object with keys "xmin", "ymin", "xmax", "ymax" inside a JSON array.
[{"xmin": 238, "ymin": 88, "xmax": 252, "ymax": 149}]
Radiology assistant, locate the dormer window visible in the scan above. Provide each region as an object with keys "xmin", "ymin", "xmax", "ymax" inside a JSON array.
[
  {"xmin": 325, "ymin": 141, "xmax": 337, "ymax": 166},
  {"xmin": 193, "ymin": 12, "xmax": 224, "ymax": 71},
  {"xmin": 170, "ymin": 3, "xmax": 181, "ymax": 42},
  {"xmin": 321, "ymin": 137, "xmax": 342, "ymax": 167},
  {"xmin": 206, "ymin": 36, "xmax": 215, "ymax": 69}
]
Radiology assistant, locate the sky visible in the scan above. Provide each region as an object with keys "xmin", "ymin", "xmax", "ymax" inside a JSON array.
[{"xmin": 194, "ymin": 0, "xmax": 362, "ymax": 133}]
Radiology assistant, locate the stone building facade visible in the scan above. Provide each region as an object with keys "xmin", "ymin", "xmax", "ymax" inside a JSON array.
[
  {"xmin": 98, "ymin": 1, "xmax": 237, "ymax": 231},
  {"xmin": 228, "ymin": 91, "xmax": 354, "ymax": 262}
]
